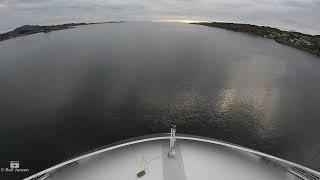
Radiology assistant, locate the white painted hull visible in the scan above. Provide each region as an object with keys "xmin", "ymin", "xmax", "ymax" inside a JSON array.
[{"xmin": 24, "ymin": 134, "xmax": 320, "ymax": 180}]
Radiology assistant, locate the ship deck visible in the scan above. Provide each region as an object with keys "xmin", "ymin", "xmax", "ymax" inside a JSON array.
[{"xmin": 35, "ymin": 136, "xmax": 305, "ymax": 180}]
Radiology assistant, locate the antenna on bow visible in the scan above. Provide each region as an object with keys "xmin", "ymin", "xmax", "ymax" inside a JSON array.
[{"xmin": 168, "ymin": 124, "xmax": 176, "ymax": 158}]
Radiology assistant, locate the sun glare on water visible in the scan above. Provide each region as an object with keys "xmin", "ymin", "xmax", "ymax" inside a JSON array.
[{"xmin": 153, "ymin": 19, "xmax": 207, "ymax": 23}]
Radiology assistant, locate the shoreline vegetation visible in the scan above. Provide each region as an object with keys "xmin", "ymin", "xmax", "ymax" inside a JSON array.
[
  {"xmin": 0, "ymin": 21, "xmax": 124, "ymax": 42},
  {"xmin": 1, "ymin": 21, "xmax": 319, "ymax": 57},
  {"xmin": 191, "ymin": 22, "xmax": 320, "ymax": 57}
]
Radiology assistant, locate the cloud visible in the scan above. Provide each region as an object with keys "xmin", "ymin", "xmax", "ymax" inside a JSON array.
[{"xmin": 0, "ymin": 0, "xmax": 319, "ymax": 34}]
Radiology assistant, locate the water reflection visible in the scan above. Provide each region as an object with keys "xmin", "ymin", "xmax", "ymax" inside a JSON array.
[
  {"xmin": 1, "ymin": 23, "xmax": 320, "ymax": 179},
  {"xmin": 215, "ymin": 89, "xmax": 235, "ymax": 114}
]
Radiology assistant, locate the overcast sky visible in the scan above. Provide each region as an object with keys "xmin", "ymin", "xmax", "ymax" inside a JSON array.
[{"xmin": 0, "ymin": 0, "xmax": 319, "ymax": 34}]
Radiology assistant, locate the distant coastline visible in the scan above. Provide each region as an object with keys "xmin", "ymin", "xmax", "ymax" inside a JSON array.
[
  {"xmin": 191, "ymin": 22, "xmax": 320, "ymax": 57},
  {"xmin": 2, "ymin": 21, "xmax": 320, "ymax": 57},
  {"xmin": 0, "ymin": 21, "xmax": 124, "ymax": 42}
]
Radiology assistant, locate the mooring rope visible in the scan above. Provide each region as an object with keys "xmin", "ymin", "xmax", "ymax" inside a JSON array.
[
  {"xmin": 140, "ymin": 152, "xmax": 167, "ymax": 171},
  {"xmin": 134, "ymin": 151, "xmax": 167, "ymax": 179}
]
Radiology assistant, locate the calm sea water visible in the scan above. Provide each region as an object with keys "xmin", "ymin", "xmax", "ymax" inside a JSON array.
[{"xmin": 1, "ymin": 22, "xmax": 320, "ymax": 179}]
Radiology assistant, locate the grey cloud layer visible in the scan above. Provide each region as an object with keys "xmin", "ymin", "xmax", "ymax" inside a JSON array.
[{"xmin": 0, "ymin": 0, "xmax": 319, "ymax": 34}]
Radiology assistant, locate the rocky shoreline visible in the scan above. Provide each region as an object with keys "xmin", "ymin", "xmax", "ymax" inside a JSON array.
[
  {"xmin": 192, "ymin": 22, "xmax": 320, "ymax": 57},
  {"xmin": 0, "ymin": 22, "xmax": 122, "ymax": 42},
  {"xmin": 2, "ymin": 21, "xmax": 319, "ymax": 57}
]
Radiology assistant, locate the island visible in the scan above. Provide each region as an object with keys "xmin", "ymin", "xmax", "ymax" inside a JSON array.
[
  {"xmin": 0, "ymin": 22, "xmax": 123, "ymax": 42},
  {"xmin": 192, "ymin": 22, "xmax": 320, "ymax": 57}
]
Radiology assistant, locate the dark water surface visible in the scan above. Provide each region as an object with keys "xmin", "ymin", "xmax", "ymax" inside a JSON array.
[{"xmin": 1, "ymin": 22, "xmax": 320, "ymax": 179}]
